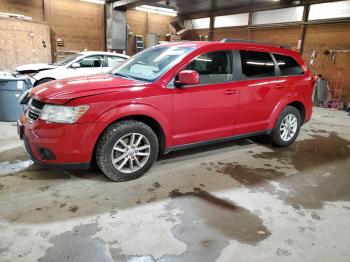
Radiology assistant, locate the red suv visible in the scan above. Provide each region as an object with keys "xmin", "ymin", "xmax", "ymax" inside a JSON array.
[{"xmin": 18, "ymin": 40, "xmax": 314, "ymax": 181}]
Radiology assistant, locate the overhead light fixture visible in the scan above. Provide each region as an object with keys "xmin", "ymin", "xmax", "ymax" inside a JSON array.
[
  {"xmin": 135, "ymin": 5, "xmax": 177, "ymax": 16},
  {"xmin": 80, "ymin": 0, "xmax": 105, "ymax": 4}
]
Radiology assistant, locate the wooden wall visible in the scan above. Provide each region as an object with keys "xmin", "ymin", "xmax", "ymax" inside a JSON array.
[
  {"xmin": 184, "ymin": 23, "xmax": 350, "ymax": 105},
  {"xmin": 303, "ymin": 24, "xmax": 350, "ymax": 105},
  {"xmin": 0, "ymin": 18, "xmax": 51, "ymax": 71},
  {"xmin": 126, "ymin": 9, "xmax": 173, "ymax": 55},
  {"xmin": 0, "ymin": 1, "xmax": 173, "ymax": 65},
  {"xmin": 0, "ymin": 0, "xmax": 105, "ymax": 69},
  {"xmin": 46, "ymin": 0, "xmax": 105, "ymax": 60}
]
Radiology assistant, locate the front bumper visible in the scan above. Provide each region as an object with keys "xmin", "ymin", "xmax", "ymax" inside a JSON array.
[{"xmin": 18, "ymin": 115, "xmax": 105, "ymax": 169}]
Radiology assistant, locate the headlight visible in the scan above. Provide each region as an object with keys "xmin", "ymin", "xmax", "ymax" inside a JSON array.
[{"xmin": 40, "ymin": 105, "xmax": 89, "ymax": 123}]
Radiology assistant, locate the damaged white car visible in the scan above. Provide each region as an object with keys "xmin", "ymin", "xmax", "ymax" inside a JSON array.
[{"xmin": 16, "ymin": 51, "xmax": 129, "ymax": 86}]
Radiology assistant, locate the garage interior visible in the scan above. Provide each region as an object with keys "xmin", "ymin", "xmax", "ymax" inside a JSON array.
[{"xmin": 0, "ymin": 0, "xmax": 350, "ymax": 261}]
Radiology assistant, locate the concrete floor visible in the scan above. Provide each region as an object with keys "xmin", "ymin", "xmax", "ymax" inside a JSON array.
[{"xmin": 0, "ymin": 107, "xmax": 349, "ymax": 262}]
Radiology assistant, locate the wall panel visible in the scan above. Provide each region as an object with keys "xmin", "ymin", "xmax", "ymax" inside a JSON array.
[
  {"xmin": 0, "ymin": 18, "xmax": 51, "ymax": 71},
  {"xmin": 302, "ymin": 24, "xmax": 350, "ymax": 105},
  {"xmin": 47, "ymin": 0, "xmax": 105, "ymax": 60},
  {"xmin": 0, "ymin": 0, "xmax": 105, "ymax": 65},
  {"xmin": 126, "ymin": 9, "xmax": 172, "ymax": 55}
]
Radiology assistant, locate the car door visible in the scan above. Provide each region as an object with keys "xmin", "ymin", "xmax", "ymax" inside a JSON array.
[
  {"xmin": 172, "ymin": 50, "xmax": 240, "ymax": 146},
  {"xmin": 235, "ymin": 50, "xmax": 288, "ymax": 135},
  {"xmin": 65, "ymin": 55, "xmax": 105, "ymax": 78}
]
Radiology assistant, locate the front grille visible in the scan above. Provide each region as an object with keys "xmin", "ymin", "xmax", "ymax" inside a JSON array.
[{"xmin": 26, "ymin": 98, "xmax": 45, "ymax": 123}]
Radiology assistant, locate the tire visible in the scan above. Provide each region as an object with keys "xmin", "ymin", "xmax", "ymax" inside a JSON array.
[
  {"xmin": 269, "ymin": 106, "xmax": 301, "ymax": 147},
  {"xmin": 35, "ymin": 78, "xmax": 55, "ymax": 86},
  {"xmin": 95, "ymin": 120, "xmax": 159, "ymax": 182}
]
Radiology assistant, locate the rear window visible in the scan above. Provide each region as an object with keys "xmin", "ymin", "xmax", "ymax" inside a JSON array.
[
  {"xmin": 273, "ymin": 54, "xmax": 304, "ymax": 76},
  {"xmin": 240, "ymin": 50, "xmax": 275, "ymax": 79}
]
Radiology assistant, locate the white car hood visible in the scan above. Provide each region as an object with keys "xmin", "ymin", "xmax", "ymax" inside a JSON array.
[{"xmin": 16, "ymin": 63, "xmax": 57, "ymax": 73}]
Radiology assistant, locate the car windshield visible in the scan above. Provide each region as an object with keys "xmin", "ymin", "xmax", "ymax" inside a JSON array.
[
  {"xmin": 52, "ymin": 53, "xmax": 82, "ymax": 66},
  {"xmin": 111, "ymin": 45, "xmax": 194, "ymax": 82}
]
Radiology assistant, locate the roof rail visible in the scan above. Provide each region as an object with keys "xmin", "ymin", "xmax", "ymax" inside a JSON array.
[{"xmin": 220, "ymin": 38, "xmax": 291, "ymax": 49}]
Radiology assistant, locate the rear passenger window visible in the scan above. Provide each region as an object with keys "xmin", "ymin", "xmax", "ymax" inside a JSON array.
[
  {"xmin": 240, "ymin": 50, "xmax": 275, "ymax": 79},
  {"xmin": 185, "ymin": 51, "xmax": 233, "ymax": 84},
  {"xmin": 273, "ymin": 54, "xmax": 304, "ymax": 76}
]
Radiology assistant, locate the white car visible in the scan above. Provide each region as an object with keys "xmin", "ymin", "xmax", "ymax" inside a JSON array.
[{"xmin": 16, "ymin": 51, "xmax": 129, "ymax": 86}]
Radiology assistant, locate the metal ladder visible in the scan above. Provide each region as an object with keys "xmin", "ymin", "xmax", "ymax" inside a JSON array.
[{"xmin": 135, "ymin": 34, "xmax": 144, "ymax": 53}]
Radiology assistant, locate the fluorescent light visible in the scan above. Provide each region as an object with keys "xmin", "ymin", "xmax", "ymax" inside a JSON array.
[
  {"xmin": 135, "ymin": 5, "xmax": 177, "ymax": 16},
  {"xmin": 80, "ymin": 0, "xmax": 105, "ymax": 4}
]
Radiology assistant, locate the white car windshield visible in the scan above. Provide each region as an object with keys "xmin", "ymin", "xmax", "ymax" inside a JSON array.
[
  {"xmin": 52, "ymin": 54, "xmax": 82, "ymax": 66},
  {"xmin": 112, "ymin": 45, "xmax": 194, "ymax": 82}
]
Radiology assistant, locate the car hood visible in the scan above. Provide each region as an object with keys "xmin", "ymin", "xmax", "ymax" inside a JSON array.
[
  {"xmin": 16, "ymin": 63, "xmax": 57, "ymax": 74},
  {"xmin": 29, "ymin": 73, "xmax": 146, "ymax": 104}
]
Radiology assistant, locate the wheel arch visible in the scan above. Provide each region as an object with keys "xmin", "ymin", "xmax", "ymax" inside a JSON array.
[
  {"xmin": 268, "ymin": 95, "xmax": 307, "ymax": 130},
  {"xmin": 287, "ymin": 101, "xmax": 305, "ymax": 124},
  {"xmin": 33, "ymin": 77, "xmax": 56, "ymax": 87},
  {"xmin": 91, "ymin": 112, "xmax": 169, "ymax": 165},
  {"xmin": 115, "ymin": 115, "xmax": 167, "ymax": 154}
]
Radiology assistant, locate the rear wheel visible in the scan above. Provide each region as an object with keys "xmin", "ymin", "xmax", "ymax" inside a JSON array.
[
  {"xmin": 96, "ymin": 121, "xmax": 159, "ymax": 182},
  {"xmin": 269, "ymin": 106, "xmax": 301, "ymax": 147}
]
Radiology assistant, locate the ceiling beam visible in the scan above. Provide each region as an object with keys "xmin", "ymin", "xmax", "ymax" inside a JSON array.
[
  {"xmin": 108, "ymin": 0, "xmax": 160, "ymax": 10},
  {"xmin": 107, "ymin": 0, "xmax": 345, "ymax": 14}
]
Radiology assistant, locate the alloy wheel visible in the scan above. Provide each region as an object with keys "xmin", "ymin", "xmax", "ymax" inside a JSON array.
[
  {"xmin": 279, "ymin": 114, "xmax": 298, "ymax": 142},
  {"xmin": 111, "ymin": 133, "xmax": 151, "ymax": 174}
]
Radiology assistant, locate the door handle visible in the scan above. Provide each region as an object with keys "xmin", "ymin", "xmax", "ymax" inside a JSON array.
[{"xmin": 224, "ymin": 89, "xmax": 237, "ymax": 95}]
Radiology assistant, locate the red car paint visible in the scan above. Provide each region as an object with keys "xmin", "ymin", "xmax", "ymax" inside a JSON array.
[{"xmin": 20, "ymin": 41, "xmax": 314, "ymax": 166}]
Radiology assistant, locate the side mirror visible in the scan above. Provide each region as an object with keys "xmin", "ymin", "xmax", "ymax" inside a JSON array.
[
  {"xmin": 175, "ymin": 70, "xmax": 199, "ymax": 86},
  {"xmin": 71, "ymin": 62, "xmax": 81, "ymax": 69}
]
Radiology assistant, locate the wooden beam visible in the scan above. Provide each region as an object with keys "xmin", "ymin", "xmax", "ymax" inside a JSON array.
[
  {"xmin": 247, "ymin": 11, "xmax": 253, "ymax": 40},
  {"xmin": 299, "ymin": 2, "xmax": 310, "ymax": 55},
  {"xmin": 111, "ymin": 0, "xmax": 159, "ymax": 10},
  {"xmin": 208, "ymin": 0, "xmax": 216, "ymax": 41},
  {"xmin": 42, "ymin": 0, "xmax": 51, "ymax": 23}
]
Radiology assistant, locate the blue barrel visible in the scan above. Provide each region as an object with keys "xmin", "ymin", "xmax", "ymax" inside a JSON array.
[{"xmin": 0, "ymin": 73, "xmax": 32, "ymax": 121}]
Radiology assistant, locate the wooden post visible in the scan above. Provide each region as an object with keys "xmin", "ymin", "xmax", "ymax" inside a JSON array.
[
  {"xmin": 247, "ymin": 11, "xmax": 253, "ymax": 40},
  {"xmin": 42, "ymin": 0, "xmax": 51, "ymax": 23},
  {"xmin": 208, "ymin": 0, "xmax": 216, "ymax": 41},
  {"xmin": 299, "ymin": 2, "xmax": 310, "ymax": 56},
  {"xmin": 208, "ymin": 15, "xmax": 214, "ymax": 41}
]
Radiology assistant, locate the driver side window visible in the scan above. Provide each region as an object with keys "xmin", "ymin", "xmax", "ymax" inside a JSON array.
[
  {"xmin": 185, "ymin": 51, "xmax": 233, "ymax": 85},
  {"xmin": 78, "ymin": 55, "xmax": 104, "ymax": 68}
]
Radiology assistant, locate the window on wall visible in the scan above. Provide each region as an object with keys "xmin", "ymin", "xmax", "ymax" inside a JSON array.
[
  {"xmin": 240, "ymin": 51, "xmax": 275, "ymax": 79},
  {"xmin": 252, "ymin": 6, "xmax": 304, "ymax": 25},
  {"xmin": 308, "ymin": 0, "xmax": 350, "ymax": 20},
  {"xmin": 185, "ymin": 51, "xmax": 233, "ymax": 84},
  {"xmin": 79, "ymin": 55, "xmax": 104, "ymax": 68},
  {"xmin": 273, "ymin": 54, "xmax": 304, "ymax": 76},
  {"xmin": 184, "ymin": 17, "xmax": 210, "ymax": 29}
]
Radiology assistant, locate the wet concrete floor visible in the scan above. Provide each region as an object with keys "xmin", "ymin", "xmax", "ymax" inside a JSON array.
[{"xmin": 0, "ymin": 108, "xmax": 349, "ymax": 262}]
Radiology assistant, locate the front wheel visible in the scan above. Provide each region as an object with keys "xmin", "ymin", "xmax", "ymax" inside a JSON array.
[
  {"xmin": 96, "ymin": 121, "xmax": 159, "ymax": 182},
  {"xmin": 269, "ymin": 106, "xmax": 301, "ymax": 147}
]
